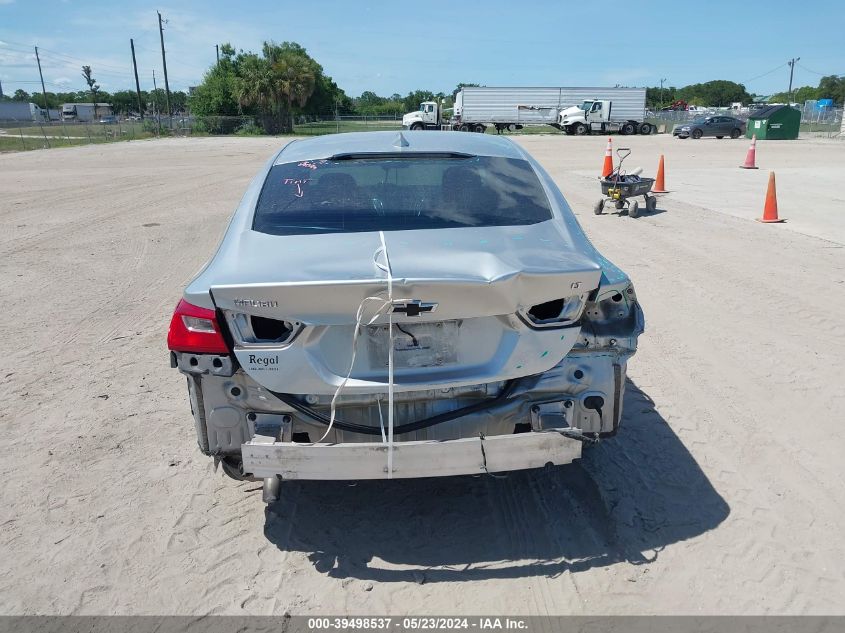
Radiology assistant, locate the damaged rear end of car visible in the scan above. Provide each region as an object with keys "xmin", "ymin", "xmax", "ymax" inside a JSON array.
[{"xmin": 167, "ymin": 132, "xmax": 644, "ymax": 499}]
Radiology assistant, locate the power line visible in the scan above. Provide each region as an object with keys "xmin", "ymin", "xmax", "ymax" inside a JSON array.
[
  {"xmin": 2, "ymin": 39, "xmax": 206, "ymax": 84},
  {"xmin": 30, "ymin": 46, "xmax": 133, "ymax": 73},
  {"xmin": 0, "ymin": 40, "xmax": 134, "ymax": 74},
  {"xmin": 743, "ymin": 63, "xmax": 788, "ymax": 85},
  {"xmin": 2, "ymin": 79, "xmax": 71, "ymax": 87},
  {"xmin": 797, "ymin": 63, "xmax": 841, "ymax": 77}
]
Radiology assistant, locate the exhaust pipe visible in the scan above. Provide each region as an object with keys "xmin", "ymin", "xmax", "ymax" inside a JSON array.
[{"xmin": 262, "ymin": 476, "xmax": 281, "ymax": 503}]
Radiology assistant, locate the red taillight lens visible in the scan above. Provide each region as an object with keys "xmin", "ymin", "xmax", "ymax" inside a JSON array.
[{"xmin": 167, "ymin": 299, "xmax": 229, "ymax": 354}]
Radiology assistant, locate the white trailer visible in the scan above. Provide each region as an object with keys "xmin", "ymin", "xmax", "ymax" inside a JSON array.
[
  {"xmin": 402, "ymin": 86, "xmax": 650, "ymax": 135},
  {"xmin": 456, "ymin": 87, "xmax": 565, "ymax": 132},
  {"xmin": 61, "ymin": 103, "xmax": 112, "ymax": 122},
  {"xmin": 0, "ymin": 102, "xmax": 47, "ymax": 122}
]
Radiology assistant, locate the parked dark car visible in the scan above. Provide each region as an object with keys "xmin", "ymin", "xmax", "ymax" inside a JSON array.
[{"xmin": 673, "ymin": 116, "xmax": 746, "ymax": 139}]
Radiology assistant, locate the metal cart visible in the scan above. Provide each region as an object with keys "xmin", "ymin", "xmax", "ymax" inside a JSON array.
[{"xmin": 594, "ymin": 148, "xmax": 658, "ymax": 218}]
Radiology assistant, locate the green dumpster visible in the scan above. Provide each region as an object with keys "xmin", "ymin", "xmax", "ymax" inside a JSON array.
[{"xmin": 746, "ymin": 105, "xmax": 801, "ymax": 140}]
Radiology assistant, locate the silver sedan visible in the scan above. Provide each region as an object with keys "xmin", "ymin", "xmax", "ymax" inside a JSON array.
[{"xmin": 166, "ymin": 131, "xmax": 644, "ymax": 497}]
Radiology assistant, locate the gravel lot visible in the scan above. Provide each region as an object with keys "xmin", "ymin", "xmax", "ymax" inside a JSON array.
[{"xmin": 1, "ymin": 133, "xmax": 844, "ymax": 615}]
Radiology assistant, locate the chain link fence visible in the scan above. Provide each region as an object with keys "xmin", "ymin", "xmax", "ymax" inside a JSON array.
[
  {"xmin": 0, "ymin": 114, "xmax": 406, "ymax": 151},
  {"xmin": 645, "ymin": 107, "xmax": 842, "ymax": 138},
  {"xmin": 0, "ymin": 116, "xmax": 175, "ymax": 151},
  {"xmin": 2, "ymin": 108, "xmax": 840, "ymax": 152}
]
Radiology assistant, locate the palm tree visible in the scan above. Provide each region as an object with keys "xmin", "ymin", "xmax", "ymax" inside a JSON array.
[
  {"xmin": 272, "ymin": 54, "xmax": 316, "ymax": 131},
  {"xmin": 233, "ymin": 45, "xmax": 317, "ymax": 134}
]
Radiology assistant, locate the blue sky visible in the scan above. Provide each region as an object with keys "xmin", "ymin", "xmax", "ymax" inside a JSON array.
[{"xmin": 1, "ymin": 0, "xmax": 842, "ymax": 99}]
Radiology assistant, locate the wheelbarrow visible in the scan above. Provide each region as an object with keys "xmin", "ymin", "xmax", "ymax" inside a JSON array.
[{"xmin": 594, "ymin": 148, "xmax": 658, "ymax": 218}]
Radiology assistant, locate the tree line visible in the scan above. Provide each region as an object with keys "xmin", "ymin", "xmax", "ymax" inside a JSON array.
[
  {"xmin": 646, "ymin": 76, "xmax": 844, "ymax": 109},
  {"xmin": 767, "ymin": 75, "xmax": 845, "ymax": 106},
  {"xmin": 1, "ymin": 87, "xmax": 189, "ymax": 115}
]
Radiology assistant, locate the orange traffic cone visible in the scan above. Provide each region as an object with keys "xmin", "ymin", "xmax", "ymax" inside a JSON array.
[
  {"xmin": 740, "ymin": 134, "xmax": 759, "ymax": 169},
  {"xmin": 601, "ymin": 137, "xmax": 613, "ymax": 179},
  {"xmin": 651, "ymin": 154, "xmax": 667, "ymax": 193},
  {"xmin": 757, "ymin": 172, "xmax": 784, "ymax": 223}
]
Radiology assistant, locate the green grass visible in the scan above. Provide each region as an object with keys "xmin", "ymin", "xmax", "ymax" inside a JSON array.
[
  {"xmin": 1, "ymin": 122, "xmax": 151, "ymax": 137},
  {"xmin": 0, "ymin": 131, "xmax": 156, "ymax": 152},
  {"xmin": 799, "ymin": 121, "xmax": 840, "ymax": 135},
  {"xmin": 0, "ymin": 122, "xmax": 157, "ymax": 152}
]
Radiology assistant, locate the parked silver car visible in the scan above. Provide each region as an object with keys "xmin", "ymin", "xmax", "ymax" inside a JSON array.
[
  {"xmin": 167, "ymin": 131, "xmax": 644, "ymax": 500},
  {"xmin": 673, "ymin": 115, "xmax": 746, "ymax": 139}
]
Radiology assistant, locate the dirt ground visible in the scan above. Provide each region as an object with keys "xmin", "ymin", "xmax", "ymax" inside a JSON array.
[{"xmin": 1, "ymin": 133, "xmax": 844, "ymax": 615}]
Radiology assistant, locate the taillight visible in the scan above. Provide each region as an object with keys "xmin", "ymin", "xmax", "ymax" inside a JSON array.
[{"xmin": 167, "ymin": 299, "xmax": 229, "ymax": 354}]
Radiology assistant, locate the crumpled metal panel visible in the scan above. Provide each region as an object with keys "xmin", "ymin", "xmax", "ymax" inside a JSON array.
[{"xmin": 205, "ymin": 222, "xmax": 601, "ymax": 324}]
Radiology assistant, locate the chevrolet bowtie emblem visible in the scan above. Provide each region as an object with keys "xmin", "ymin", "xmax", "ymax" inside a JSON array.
[{"xmin": 391, "ymin": 300, "xmax": 438, "ymax": 317}]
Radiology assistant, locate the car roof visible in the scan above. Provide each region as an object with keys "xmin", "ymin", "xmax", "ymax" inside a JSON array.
[{"xmin": 273, "ymin": 131, "xmax": 528, "ymax": 164}]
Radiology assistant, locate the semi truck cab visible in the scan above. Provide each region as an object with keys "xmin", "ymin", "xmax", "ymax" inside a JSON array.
[
  {"xmin": 402, "ymin": 101, "xmax": 442, "ymax": 130},
  {"xmin": 558, "ymin": 99, "xmax": 651, "ymax": 136},
  {"xmin": 558, "ymin": 100, "xmax": 612, "ymax": 134}
]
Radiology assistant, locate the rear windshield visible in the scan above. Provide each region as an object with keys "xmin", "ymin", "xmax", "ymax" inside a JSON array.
[{"xmin": 252, "ymin": 155, "xmax": 553, "ymax": 235}]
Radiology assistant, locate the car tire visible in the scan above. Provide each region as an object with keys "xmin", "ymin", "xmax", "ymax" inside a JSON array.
[
  {"xmin": 594, "ymin": 199, "xmax": 604, "ymax": 215},
  {"xmin": 628, "ymin": 200, "xmax": 640, "ymax": 218},
  {"xmin": 621, "ymin": 122, "xmax": 636, "ymax": 135},
  {"xmin": 730, "ymin": 128, "xmax": 742, "ymax": 139},
  {"xmin": 639, "ymin": 123, "xmax": 652, "ymax": 135},
  {"xmin": 646, "ymin": 195, "xmax": 657, "ymax": 212},
  {"xmin": 614, "ymin": 200, "xmax": 625, "ymax": 210},
  {"xmin": 410, "ymin": 122, "xmax": 424, "ymax": 131},
  {"xmin": 692, "ymin": 129, "xmax": 703, "ymax": 139},
  {"xmin": 574, "ymin": 123, "xmax": 588, "ymax": 135},
  {"xmin": 474, "ymin": 124, "xmax": 486, "ymax": 133},
  {"xmin": 459, "ymin": 123, "xmax": 470, "ymax": 132}
]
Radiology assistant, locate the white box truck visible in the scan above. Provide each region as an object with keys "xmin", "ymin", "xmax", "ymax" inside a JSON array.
[{"xmin": 403, "ymin": 86, "xmax": 652, "ymax": 135}]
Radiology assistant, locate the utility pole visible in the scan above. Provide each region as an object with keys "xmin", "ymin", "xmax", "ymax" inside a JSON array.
[
  {"xmin": 157, "ymin": 11, "xmax": 172, "ymax": 125},
  {"xmin": 152, "ymin": 69, "xmax": 161, "ymax": 136},
  {"xmin": 34, "ymin": 46, "xmax": 50, "ymax": 121},
  {"xmin": 335, "ymin": 97, "xmax": 340, "ymax": 134},
  {"xmin": 130, "ymin": 39, "xmax": 144, "ymax": 121},
  {"xmin": 659, "ymin": 78, "xmax": 667, "ymax": 110},
  {"xmin": 0, "ymin": 78, "xmax": 4, "ymax": 99},
  {"xmin": 216, "ymin": 44, "xmax": 220, "ymax": 66},
  {"xmin": 787, "ymin": 57, "xmax": 800, "ymax": 104}
]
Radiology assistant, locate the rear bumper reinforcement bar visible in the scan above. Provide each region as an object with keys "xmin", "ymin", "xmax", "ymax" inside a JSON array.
[{"xmin": 242, "ymin": 430, "xmax": 582, "ymax": 480}]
